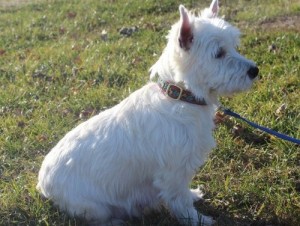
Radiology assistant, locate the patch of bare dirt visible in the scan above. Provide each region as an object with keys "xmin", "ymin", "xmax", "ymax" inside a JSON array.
[{"xmin": 259, "ymin": 14, "xmax": 300, "ymax": 31}]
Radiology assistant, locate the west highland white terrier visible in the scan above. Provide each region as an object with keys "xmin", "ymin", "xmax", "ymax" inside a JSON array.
[{"xmin": 37, "ymin": 0, "xmax": 258, "ymax": 225}]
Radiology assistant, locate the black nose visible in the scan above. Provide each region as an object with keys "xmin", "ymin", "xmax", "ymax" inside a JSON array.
[{"xmin": 247, "ymin": 66, "xmax": 259, "ymax": 79}]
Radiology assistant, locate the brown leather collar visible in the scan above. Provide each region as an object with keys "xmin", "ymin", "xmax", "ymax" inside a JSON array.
[{"xmin": 158, "ymin": 79, "xmax": 207, "ymax": 106}]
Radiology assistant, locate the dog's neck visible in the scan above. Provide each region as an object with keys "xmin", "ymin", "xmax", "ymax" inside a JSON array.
[
  {"xmin": 157, "ymin": 79, "xmax": 207, "ymax": 106},
  {"xmin": 150, "ymin": 48, "xmax": 219, "ymax": 107}
]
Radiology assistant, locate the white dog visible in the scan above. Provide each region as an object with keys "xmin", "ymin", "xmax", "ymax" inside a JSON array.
[{"xmin": 37, "ymin": 0, "xmax": 258, "ymax": 225}]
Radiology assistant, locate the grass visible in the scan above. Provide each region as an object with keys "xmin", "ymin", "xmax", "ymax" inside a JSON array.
[{"xmin": 0, "ymin": 0, "xmax": 299, "ymax": 225}]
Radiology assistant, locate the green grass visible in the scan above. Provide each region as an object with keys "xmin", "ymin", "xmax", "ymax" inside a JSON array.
[{"xmin": 0, "ymin": 0, "xmax": 299, "ymax": 225}]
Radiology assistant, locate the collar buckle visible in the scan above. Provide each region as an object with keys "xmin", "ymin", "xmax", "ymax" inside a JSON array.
[{"xmin": 166, "ymin": 84, "xmax": 183, "ymax": 100}]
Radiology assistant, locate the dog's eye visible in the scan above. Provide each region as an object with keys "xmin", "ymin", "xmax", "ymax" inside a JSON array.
[{"xmin": 215, "ymin": 48, "xmax": 226, "ymax": 59}]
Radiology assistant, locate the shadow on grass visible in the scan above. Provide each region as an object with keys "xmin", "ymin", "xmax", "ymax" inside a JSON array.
[
  {"xmin": 216, "ymin": 113, "xmax": 271, "ymax": 147},
  {"xmin": 194, "ymin": 199, "xmax": 281, "ymax": 226},
  {"xmin": 2, "ymin": 201, "xmax": 284, "ymax": 226}
]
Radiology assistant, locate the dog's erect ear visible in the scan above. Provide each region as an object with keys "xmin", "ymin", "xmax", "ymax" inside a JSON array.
[
  {"xmin": 178, "ymin": 5, "xmax": 193, "ymax": 51},
  {"xmin": 209, "ymin": 0, "xmax": 219, "ymax": 17}
]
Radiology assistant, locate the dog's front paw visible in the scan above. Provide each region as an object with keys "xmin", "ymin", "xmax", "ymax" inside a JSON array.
[
  {"xmin": 199, "ymin": 214, "xmax": 215, "ymax": 226},
  {"xmin": 190, "ymin": 186, "xmax": 204, "ymax": 202}
]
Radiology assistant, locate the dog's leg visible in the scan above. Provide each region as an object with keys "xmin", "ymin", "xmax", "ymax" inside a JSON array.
[
  {"xmin": 89, "ymin": 219, "xmax": 124, "ymax": 226},
  {"xmin": 164, "ymin": 189, "xmax": 214, "ymax": 226},
  {"xmin": 155, "ymin": 173, "xmax": 214, "ymax": 226},
  {"xmin": 190, "ymin": 186, "xmax": 204, "ymax": 202}
]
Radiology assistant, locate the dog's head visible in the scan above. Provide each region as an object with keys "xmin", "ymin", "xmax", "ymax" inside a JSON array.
[{"xmin": 151, "ymin": 0, "xmax": 258, "ymax": 105}]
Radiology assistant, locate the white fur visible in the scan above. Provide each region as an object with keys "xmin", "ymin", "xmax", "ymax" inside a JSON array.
[{"xmin": 37, "ymin": 2, "xmax": 257, "ymax": 226}]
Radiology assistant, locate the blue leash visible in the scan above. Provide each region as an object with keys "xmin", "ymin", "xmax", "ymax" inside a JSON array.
[{"xmin": 220, "ymin": 107, "xmax": 300, "ymax": 145}]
